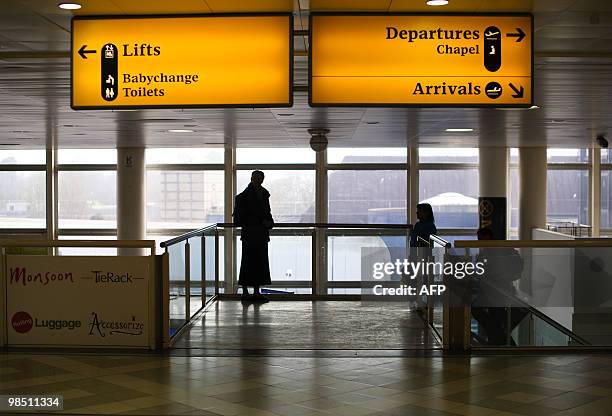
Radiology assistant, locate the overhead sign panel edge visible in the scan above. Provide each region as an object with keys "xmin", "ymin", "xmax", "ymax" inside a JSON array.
[
  {"xmin": 71, "ymin": 14, "xmax": 293, "ymax": 109},
  {"xmin": 309, "ymin": 13, "xmax": 533, "ymax": 107}
]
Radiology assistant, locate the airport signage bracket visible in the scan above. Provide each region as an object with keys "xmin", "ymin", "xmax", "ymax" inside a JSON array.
[
  {"xmin": 71, "ymin": 13, "xmax": 293, "ymax": 110},
  {"xmin": 309, "ymin": 13, "xmax": 533, "ymax": 108}
]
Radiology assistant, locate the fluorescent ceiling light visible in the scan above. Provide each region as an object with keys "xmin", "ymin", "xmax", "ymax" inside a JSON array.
[
  {"xmin": 168, "ymin": 129, "xmax": 194, "ymax": 133},
  {"xmin": 58, "ymin": 3, "xmax": 82, "ymax": 10},
  {"xmin": 426, "ymin": 0, "xmax": 449, "ymax": 6},
  {"xmin": 445, "ymin": 128, "xmax": 474, "ymax": 132}
]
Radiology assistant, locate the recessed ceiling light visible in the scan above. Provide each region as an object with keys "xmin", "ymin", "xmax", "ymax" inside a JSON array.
[
  {"xmin": 168, "ymin": 129, "xmax": 194, "ymax": 133},
  {"xmin": 426, "ymin": 0, "xmax": 449, "ymax": 6},
  {"xmin": 365, "ymin": 121, "xmax": 380, "ymax": 125},
  {"xmin": 530, "ymin": 105, "xmax": 540, "ymax": 109},
  {"xmin": 276, "ymin": 113, "xmax": 294, "ymax": 116},
  {"xmin": 445, "ymin": 128, "xmax": 474, "ymax": 132},
  {"xmin": 58, "ymin": 3, "xmax": 82, "ymax": 10}
]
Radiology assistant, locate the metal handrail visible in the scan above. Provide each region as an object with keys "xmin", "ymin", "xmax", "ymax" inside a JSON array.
[
  {"xmin": 217, "ymin": 222, "xmax": 412, "ymax": 229},
  {"xmin": 160, "ymin": 222, "xmax": 413, "ymax": 249},
  {"xmin": 455, "ymin": 239, "xmax": 612, "ymax": 248},
  {"xmin": 430, "ymin": 234, "xmax": 451, "ymax": 248},
  {"xmin": 159, "ymin": 224, "xmax": 217, "ymax": 248},
  {"xmin": 0, "ymin": 239, "xmax": 155, "ymax": 249}
]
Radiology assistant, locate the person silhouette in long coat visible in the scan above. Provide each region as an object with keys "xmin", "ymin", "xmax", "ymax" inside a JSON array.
[{"xmin": 233, "ymin": 170, "xmax": 274, "ymax": 302}]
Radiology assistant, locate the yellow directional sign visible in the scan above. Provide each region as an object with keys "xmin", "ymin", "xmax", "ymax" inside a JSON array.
[
  {"xmin": 309, "ymin": 13, "xmax": 533, "ymax": 107},
  {"xmin": 71, "ymin": 14, "xmax": 293, "ymax": 109}
]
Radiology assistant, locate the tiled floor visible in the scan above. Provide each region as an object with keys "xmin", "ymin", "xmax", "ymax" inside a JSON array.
[
  {"xmin": 2, "ymin": 301, "xmax": 612, "ymax": 415},
  {"xmin": 2, "ymin": 352, "xmax": 612, "ymax": 415},
  {"xmin": 173, "ymin": 301, "xmax": 440, "ymax": 350}
]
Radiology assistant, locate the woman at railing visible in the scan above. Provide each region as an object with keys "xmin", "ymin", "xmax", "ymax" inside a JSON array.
[{"xmin": 410, "ymin": 203, "xmax": 437, "ymax": 247}]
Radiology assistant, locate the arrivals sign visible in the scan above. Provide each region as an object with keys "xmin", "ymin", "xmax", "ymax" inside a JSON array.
[
  {"xmin": 6, "ymin": 256, "xmax": 151, "ymax": 347},
  {"xmin": 71, "ymin": 14, "xmax": 293, "ymax": 109},
  {"xmin": 309, "ymin": 13, "xmax": 533, "ymax": 107}
]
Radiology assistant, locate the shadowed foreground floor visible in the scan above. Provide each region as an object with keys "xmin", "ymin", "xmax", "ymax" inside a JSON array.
[{"xmin": 1, "ymin": 353, "xmax": 612, "ymax": 415}]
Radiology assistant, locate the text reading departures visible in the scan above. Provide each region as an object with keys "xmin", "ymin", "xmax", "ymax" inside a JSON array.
[{"xmin": 310, "ymin": 14, "xmax": 533, "ymax": 107}]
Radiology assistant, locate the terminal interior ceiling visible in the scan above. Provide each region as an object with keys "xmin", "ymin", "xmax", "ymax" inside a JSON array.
[{"xmin": 0, "ymin": 0, "xmax": 611, "ymax": 149}]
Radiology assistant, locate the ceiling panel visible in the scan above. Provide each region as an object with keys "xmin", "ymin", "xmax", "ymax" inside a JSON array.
[{"xmin": 0, "ymin": 0, "xmax": 611, "ymax": 150}]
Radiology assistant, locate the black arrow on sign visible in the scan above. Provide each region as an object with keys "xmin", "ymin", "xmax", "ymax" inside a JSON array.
[
  {"xmin": 78, "ymin": 45, "xmax": 96, "ymax": 59},
  {"xmin": 506, "ymin": 28, "xmax": 526, "ymax": 43},
  {"xmin": 509, "ymin": 83, "xmax": 524, "ymax": 98}
]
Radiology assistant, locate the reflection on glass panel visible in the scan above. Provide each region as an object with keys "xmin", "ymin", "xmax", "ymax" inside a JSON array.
[
  {"xmin": 236, "ymin": 148, "xmax": 315, "ymax": 164},
  {"xmin": 58, "ymin": 149, "xmax": 117, "ymax": 164},
  {"xmin": 419, "ymin": 148, "xmax": 478, "ymax": 163},
  {"xmin": 509, "ymin": 148, "xmax": 519, "ymax": 164},
  {"xmin": 460, "ymin": 245, "xmax": 612, "ymax": 347},
  {"xmin": 328, "ymin": 235, "xmax": 407, "ymax": 283},
  {"xmin": 236, "ymin": 170, "xmax": 315, "ymax": 222},
  {"xmin": 147, "ymin": 170, "xmax": 224, "ymax": 229},
  {"xmin": 59, "ymin": 171, "xmax": 116, "ymax": 229},
  {"xmin": 168, "ymin": 241, "xmax": 186, "ymax": 336},
  {"xmin": 0, "ymin": 171, "xmax": 45, "ymax": 229},
  {"xmin": 327, "ymin": 148, "xmax": 407, "ymax": 164},
  {"xmin": 601, "ymin": 170, "xmax": 612, "ymax": 228},
  {"xmin": 146, "ymin": 148, "xmax": 224, "ymax": 164},
  {"xmin": 236, "ymin": 234, "xmax": 312, "ymax": 284},
  {"xmin": 547, "ymin": 148, "xmax": 588, "ymax": 164},
  {"xmin": 602, "ymin": 149, "xmax": 611, "ymax": 163},
  {"xmin": 419, "ymin": 169, "xmax": 478, "ymax": 228},
  {"xmin": 547, "ymin": 170, "xmax": 588, "ymax": 224},
  {"xmin": 58, "ymin": 235, "xmax": 118, "ymax": 256},
  {"xmin": 328, "ymin": 170, "xmax": 407, "ymax": 224},
  {"xmin": 189, "ymin": 237, "xmax": 203, "ymax": 316},
  {"xmin": 0, "ymin": 150, "xmax": 45, "ymax": 164},
  {"xmin": 204, "ymin": 234, "xmax": 217, "ymax": 299},
  {"xmin": 509, "ymin": 167, "xmax": 520, "ymax": 229}
]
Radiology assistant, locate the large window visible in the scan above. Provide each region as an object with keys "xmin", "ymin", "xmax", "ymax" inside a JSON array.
[
  {"xmin": 327, "ymin": 147, "xmax": 407, "ymax": 224},
  {"xmin": 419, "ymin": 148, "xmax": 478, "ymax": 164},
  {"xmin": 58, "ymin": 149, "xmax": 117, "ymax": 232},
  {"xmin": 509, "ymin": 149, "xmax": 520, "ymax": 237},
  {"xmin": 328, "ymin": 170, "xmax": 407, "ymax": 223},
  {"xmin": 58, "ymin": 171, "xmax": 117, "ymax": 229},
  {"xmin": 418, "ymin": 169, "xmax": 479, "ymax": 229},
  {"xmin": 146, "ymin": 148, "xmax": 224, "ymax": 236},
  {"xmin": 419, "ymin": 148, "xmax": 479, "ymax": 230},
  {"xmin": 237, "ymin": 148, "xmax": 314, "ymax": 164},
  {"xmin": 147, "ymin": 170, "xmax": 224, "ymax": 229},
  {"xmin": 602, "ymin": 150, "xmax": 612, "ymax": 229},
  {"xmin": 0, "ymin": 171, "xmax": 45, "ymax": 229},
  {"xmin": 0, "ymin": 150, "xmax": 45, "ymax": 165},
  {"xmin": 547, "ymin": 149, "xmax": 589, "ymax": 225},
  {"xmin": 328, "ymin": 147, "xmax": 407, "ymax": 164},
  {"xmin": 236, "ymin": 170, "xmax": 315, "ymax": 223},
  {"xmin": 0, "ymin": 150, "xmax": 46, "ymax": 230}
]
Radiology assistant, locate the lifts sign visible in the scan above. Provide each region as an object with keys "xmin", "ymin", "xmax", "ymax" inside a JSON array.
[
  {"xmin": 309, "ymin": 13, "xmax": 533, "ymax": 107},
  {"xmin": 71, "ymin": 14, "xmax": 293, "ymax": 109}
]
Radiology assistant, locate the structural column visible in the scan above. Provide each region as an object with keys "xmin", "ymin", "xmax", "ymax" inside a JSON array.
[
  {"xmin": 224, "ymin": 146, "xmax": 236, "ymax": 294},
  {"xmin": 117, "ymin": 147, "xmax": 146, "ymax": 255},
  {"xmin": 479, "ymin": 147, "xmax": 508, "ymax": 239},
  {"xmin": 314, "ymin": 149, "xmax": 327, "ymax": 295},
  {"xmin": 519, "ymin": 147, "xmax": 547, "ymax": 240}
]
